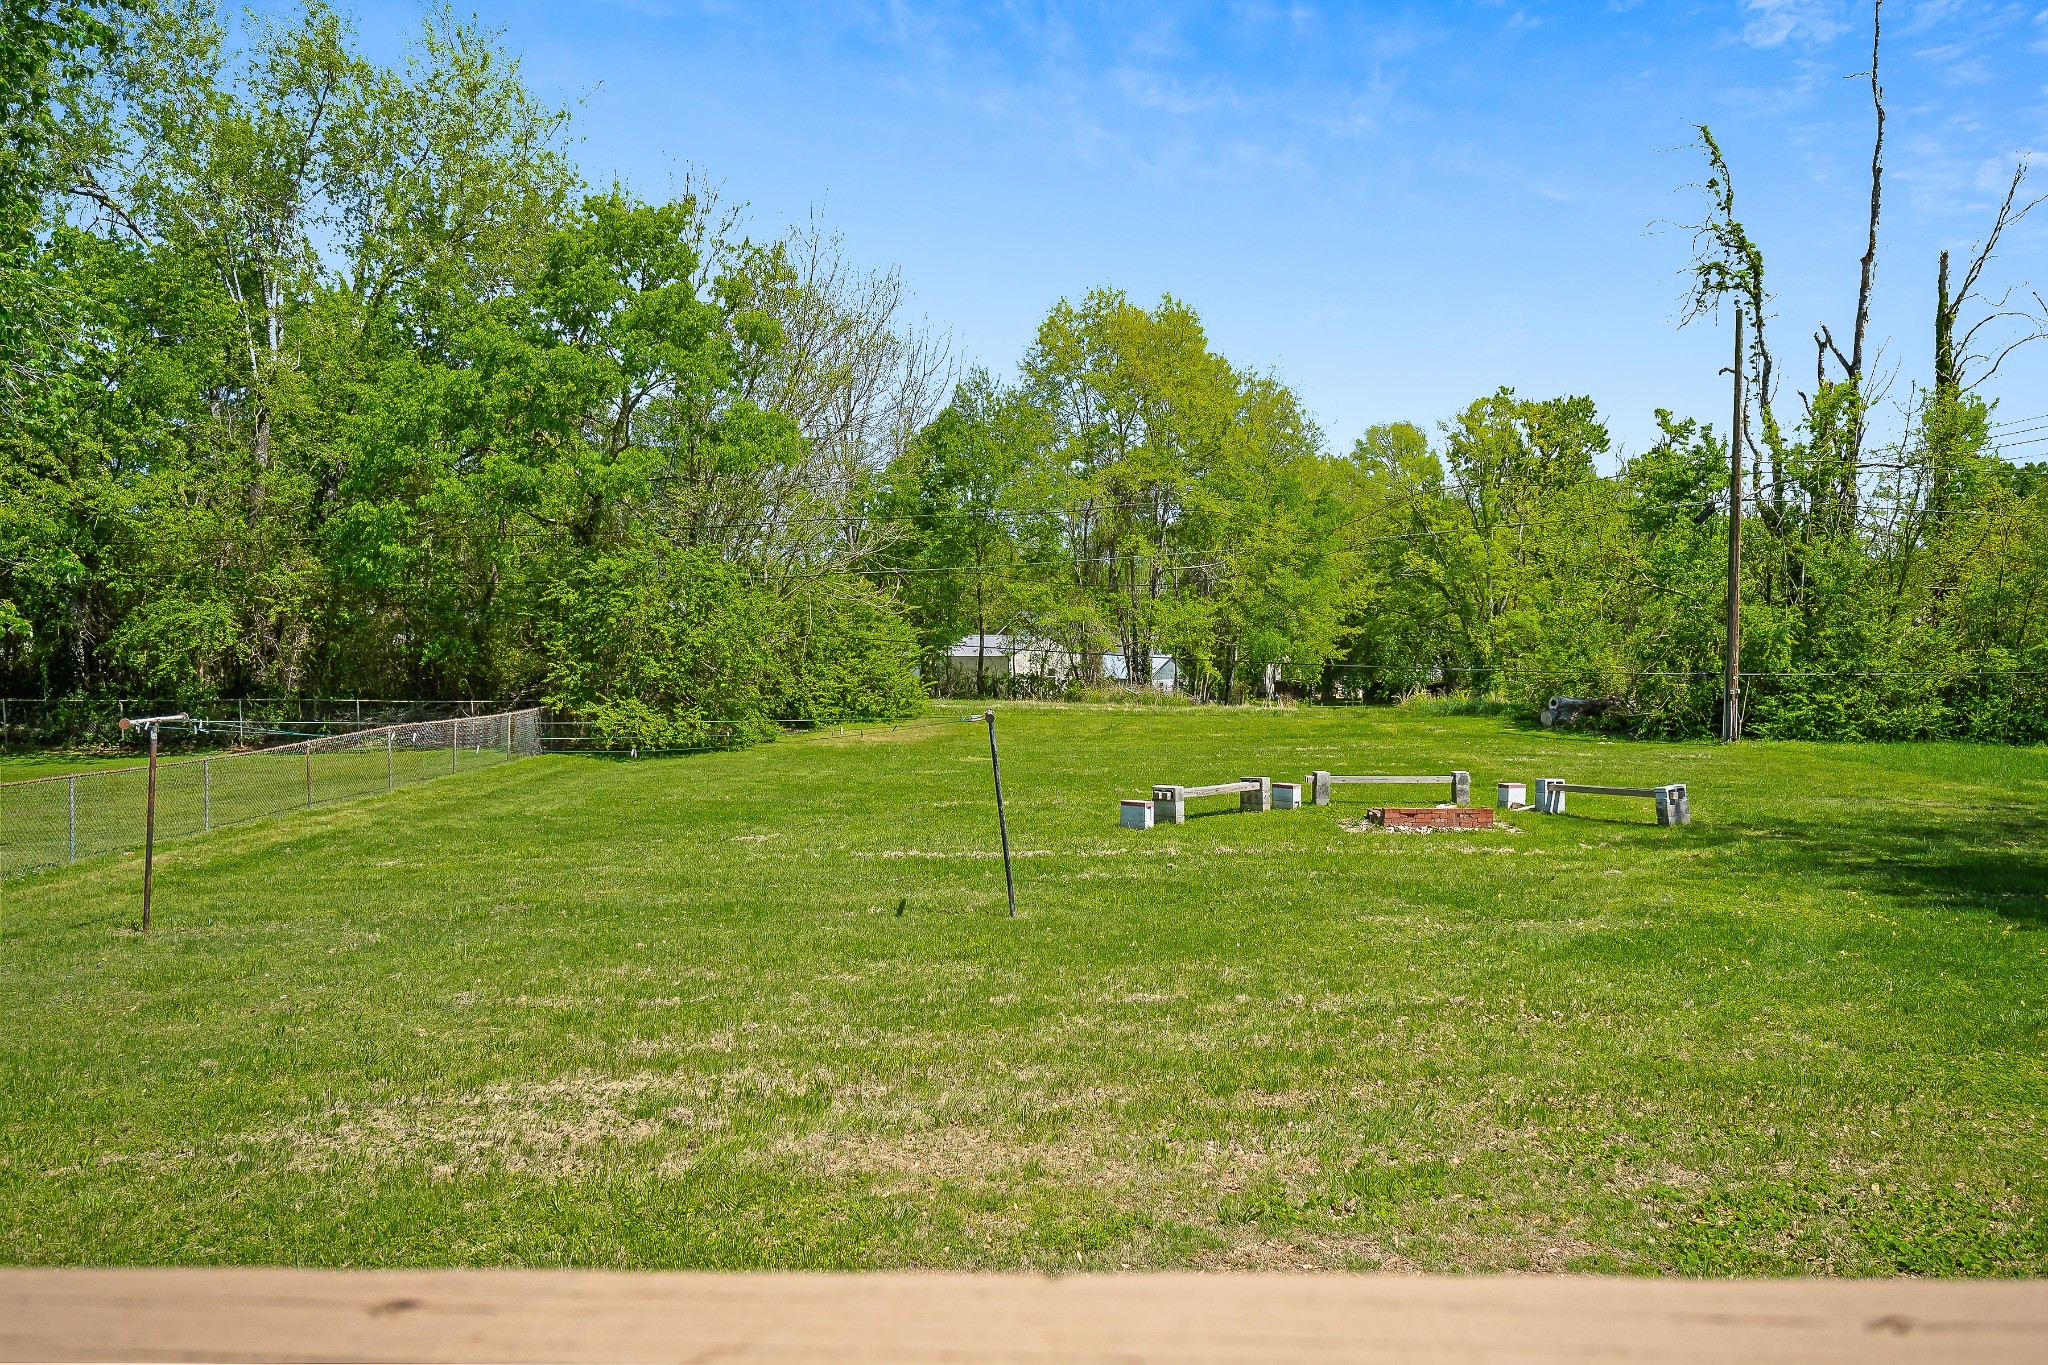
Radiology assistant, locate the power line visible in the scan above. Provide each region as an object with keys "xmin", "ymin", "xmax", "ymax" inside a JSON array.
[
  {"xmin": 832, "ymin": 553, "xmax": 1229, "ymax": 579},
  {"xmin": 1326, "ymin": 663, "xmax": 2048, "ymax": 680}
]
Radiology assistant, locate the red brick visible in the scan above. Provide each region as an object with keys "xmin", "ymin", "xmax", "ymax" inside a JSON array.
[{"xmin": 1368, "ymin": 806, "xmax": 1496, "ymax": 831}]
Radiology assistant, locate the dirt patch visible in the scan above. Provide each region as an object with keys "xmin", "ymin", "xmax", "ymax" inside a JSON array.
[
  {"xmin": 225, "ymin": 1067, "xmax": 845, "ymax": 1180},
  {"xmin": 1341, "ymin": 817, "xmax": 1521, "ymax": 836}
]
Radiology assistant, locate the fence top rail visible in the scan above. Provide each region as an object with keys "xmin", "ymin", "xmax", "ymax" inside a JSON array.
[
  {"xmin": 0, "ymin": 696, "xmax": 521, "ymax": 705},
  {"xmin": 0, "ymin": 707, "xmax": 540, "ymax": 791},
  {"xmin": 1324, "ymin": 773, "xmax": 1458, "ymax": 784},
  {"xmin": 1554, "ymin": 783, "xmax": 1676, "ymax": 798}
]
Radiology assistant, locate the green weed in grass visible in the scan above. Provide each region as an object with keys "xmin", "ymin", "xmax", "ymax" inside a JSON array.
[{"xmin": 1, "ymin": 705, "xmax": 2043, "ymax": 1272}]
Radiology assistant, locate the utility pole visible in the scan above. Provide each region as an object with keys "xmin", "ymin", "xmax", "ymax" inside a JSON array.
[{"xmin": 1724, "ymin": 310, "xmax": 1745, "ymax": 744}]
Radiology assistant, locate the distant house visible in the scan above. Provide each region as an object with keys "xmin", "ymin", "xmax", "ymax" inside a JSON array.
[
  {"xmin": 934, "ymin": 633, "xmax": 1177, "ymax": 690},
  {"xmin": 1102, "ymin": 649, "xmax": 1178, "ymax": 689}
]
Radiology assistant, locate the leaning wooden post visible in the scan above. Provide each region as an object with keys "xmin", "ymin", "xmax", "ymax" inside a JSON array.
[
  {"xmin": 985, "ymin": 709, "xmax": 1017, "ymax": 918},
  {"xmin": 142, "ymin": 724, "xmax": 158, "ymax": 932},
  {"xmin": 112, "ymin": 716, "xmax": 190, "ymax": 929},
  {"xmin": 118, "ymin": 713, "xmax": 184, "ymax": 930}
]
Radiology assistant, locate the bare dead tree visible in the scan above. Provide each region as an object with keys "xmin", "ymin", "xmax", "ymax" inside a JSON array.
[
  {"xmin": 746, "ymin": 209, "xmax": 957, "ymax": 480},
  {"xmin": 1680, "ymin": 125, "xmax": 1784, "ymax": 519},
  {"xmin": 1935, "ymin": 161, "xmax": 2047, "ymax": 396},
  {"xmin": 1809, "ymin": 0, "xmax": 1886, "ymax": 517},
  {"xmin": 652, "ymin": 186, "xmax": 959, "ymax": 587},
  {"xmin": 1849, "ymin": 0, "xmax": 1884, "ymax": 395}
]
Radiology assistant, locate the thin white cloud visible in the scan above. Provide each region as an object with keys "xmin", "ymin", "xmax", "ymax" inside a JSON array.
[
  {"xmin": 1109, "ymin": 67, "xmax": 1239, "ymax": 116},
  {"xmin": 1739, "ymin": 0, "xmax": 1852, "ymax": 49}
]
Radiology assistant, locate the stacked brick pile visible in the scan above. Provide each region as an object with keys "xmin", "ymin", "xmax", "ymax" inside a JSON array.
[{"xmin": 1367, "ymin": 806, "xmax": 1496, "ymax": 831}]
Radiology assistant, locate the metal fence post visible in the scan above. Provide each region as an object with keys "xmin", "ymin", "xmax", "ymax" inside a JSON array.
[
  {"xmin": 984, "ymin": 709, "xmax": 1018, "ymax": 918},
  {"xmin": 451, "ymin": 720, "xmax": 458, "ymax": 774},
  {"xmin": 202, "ymin": 759, "xmax": 211, "ymax": 831},
  {"xmin": 304, "ymin": 742, "xmax": 313, "ymax": 808},
  {"xmin": 67, "ymin": 775, "xmax": 76, "ymax": 863},
  {"xmin": 387, "ymin": 732, "xmax": 395, "ymax": 791}
]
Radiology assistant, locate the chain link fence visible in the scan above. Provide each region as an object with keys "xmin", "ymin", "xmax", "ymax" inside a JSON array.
[
  {"xmin": 1, "ymin": 708, "xmax": 542, "ymax": 879},
  {"xmin": 0, "ymin": 696, "xmax": 521, "ymax": 746}
]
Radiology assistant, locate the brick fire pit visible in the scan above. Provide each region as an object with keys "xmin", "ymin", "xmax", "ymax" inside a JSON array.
[{"xmin": 1368, "ymin": 805, "xmax": 1497, "ymax": 831}]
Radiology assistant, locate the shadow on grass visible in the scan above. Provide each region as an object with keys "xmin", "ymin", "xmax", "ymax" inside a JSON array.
[
  {"xmin": 544, "ymin": 746, "xmax": 746, "ymax": 763},
  {"xmin": 1684, "ymin": 808, "xmax": 2048, "ymax": 930},
  {"xmin": 1179, "ymin": 805, "xmax": 1258, "ymax": 822}
]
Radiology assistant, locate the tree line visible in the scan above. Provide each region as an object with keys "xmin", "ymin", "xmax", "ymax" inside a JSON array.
[{"xmin": 3, "ymin": 0, "xmax": 2045, "ymax": 744}]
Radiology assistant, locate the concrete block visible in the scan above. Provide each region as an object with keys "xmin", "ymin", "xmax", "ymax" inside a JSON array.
[
  {"xmin": 1537, "ymin": 778, "xmax": 1565, "ymax": 814},
  {"xmin": 1272, "ymin": 782, "xmax": 1303, "ymax": 810},
  {"xmin": 1311, "ymin": 770, "xmax": 1331, "ymax": 806},
  {"xmin": 1120, "ymin": 799, "xmax": 1155, "ymax": 830},
  {"xmin": 1452, "ymin": 770, "xmax": 1472, "ymax": 806},
  {"xmin": 1656, "ymin": 784, "xmax": 1690, "ymax": 827},
  {"xmin": 1151, "ymin": 785, "xmax": 1186, "ymax": 825},
  {"xmin": 1240, "ymin": 776, "xmax": 1272, "ymax": 813}
]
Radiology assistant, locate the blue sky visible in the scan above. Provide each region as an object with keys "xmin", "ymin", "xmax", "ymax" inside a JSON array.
[{"xmin": 342, "ymin": 1, "xmax": 2048, "ymax": 461}]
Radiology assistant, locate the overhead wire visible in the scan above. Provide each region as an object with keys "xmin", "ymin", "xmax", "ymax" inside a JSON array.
[{"xmin": 1326, "ymin": 663, "xmax": 2048, "ymax": 679}]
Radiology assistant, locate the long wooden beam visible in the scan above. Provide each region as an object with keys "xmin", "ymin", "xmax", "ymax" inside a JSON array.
[
  {"xmin": 1556, "ymin": 784, "xmax": 1664, "ymax": 798},
  {"xmin": 1535, "ymin": 779, "xmax": 1690, "ymax": 825},
  {"xmin": 1311, "ymin": 770, "xmax": 1471, "ymax": 807},
  {"xmin": 0, "ymin": 1269, "xmax": 2041, "ymax": 1363},
  {"xmin": 1160, "ymin": 781, "xmax": 1262, "ymax": 800},
  {"xmin": 1328, "ymin": 774, "xmax": 1456, "ymax": 784},
  {"xmin": 1150, "ymin": 778, "xmax": 1272, "ymax": 824}
]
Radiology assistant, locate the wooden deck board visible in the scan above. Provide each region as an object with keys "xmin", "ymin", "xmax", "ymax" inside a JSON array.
[{"xmin": 2, "ymin": 1269, "xmax": 2043, "ymax": 1363}]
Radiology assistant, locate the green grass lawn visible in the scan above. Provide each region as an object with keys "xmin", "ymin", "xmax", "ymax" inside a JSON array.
[
  {"xmin": 3, "ymin": 704, "xmax": 2044, "ymax": 1273},
  {"xmin": 0, "ymin": 749, "xmax": 157, "ymax": 781}
]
